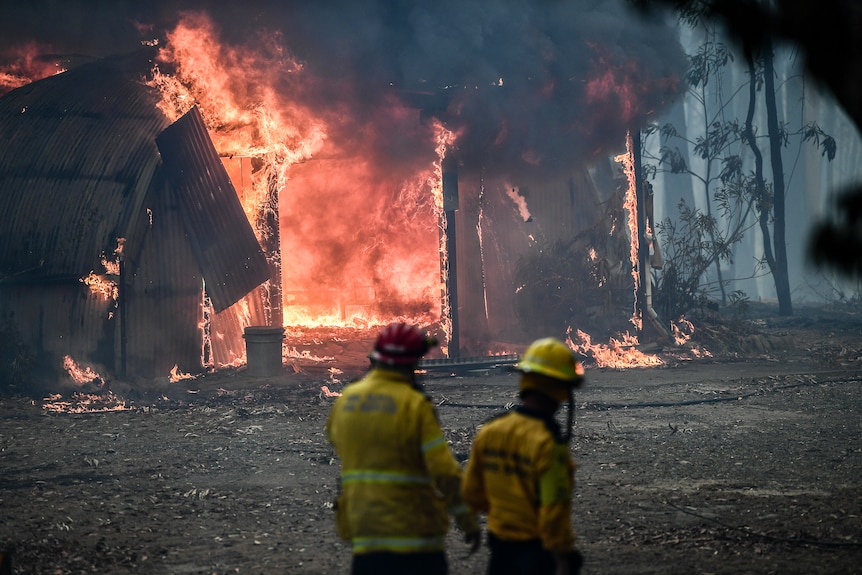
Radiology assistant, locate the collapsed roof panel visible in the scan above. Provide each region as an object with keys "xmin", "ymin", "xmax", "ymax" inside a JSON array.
[{"xmin": 156, "ymin": 106, "xmax": 270, "ymax": 312}]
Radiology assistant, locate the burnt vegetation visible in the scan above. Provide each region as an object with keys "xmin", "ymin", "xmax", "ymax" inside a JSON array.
[
  {"xmin": 640, "ymin": 8, "xmax": 840, "ymax": 323},
  {"xmin": 630, "ymin": 0, "xmax": 862, "ymax": 283},
  {"xmin": 513, "ymin": 178, "xmax": 634, "ymax": 340}
]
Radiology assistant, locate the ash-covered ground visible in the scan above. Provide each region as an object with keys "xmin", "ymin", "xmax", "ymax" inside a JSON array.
[{"xmin": 1, "ymin": 303, "xmax": 861, "ymax": 574}]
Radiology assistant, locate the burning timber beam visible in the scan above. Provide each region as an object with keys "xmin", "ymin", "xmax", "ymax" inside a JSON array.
[
  {"xmin": 442, "ymin": 154, "xmax": 460, "ymax": 358},
  {"xmin": 633, "ymin": 133, "xmax": 672, "ymax": 341}
]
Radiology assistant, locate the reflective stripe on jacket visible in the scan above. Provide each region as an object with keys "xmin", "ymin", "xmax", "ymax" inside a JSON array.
[
  {"xmin": 461, "ymin": 406, "xmax": 576, "ymax": 553},
  {"xmin": 325, "ymin": 368, "xmax": 468, "ymax": 554}
]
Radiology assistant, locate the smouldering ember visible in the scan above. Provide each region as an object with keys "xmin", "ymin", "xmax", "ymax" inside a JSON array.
[{"xmin": 42, "ymin": 391, "xmax": 131, "ymax": 413}]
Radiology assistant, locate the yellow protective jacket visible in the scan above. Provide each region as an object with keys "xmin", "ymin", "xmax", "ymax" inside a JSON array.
[
  {"xmin": 325, "ymin": 367, "xmax": 475, "ymax": 554},
  {"xmin": 462, "ymin": 406, "xmax": 575, "ymax": 553}
]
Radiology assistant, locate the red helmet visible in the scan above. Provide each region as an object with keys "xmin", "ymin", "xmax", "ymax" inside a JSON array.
[{"xmin": 370, "ymin": 322, "xmax": 438, "ymax": 366}]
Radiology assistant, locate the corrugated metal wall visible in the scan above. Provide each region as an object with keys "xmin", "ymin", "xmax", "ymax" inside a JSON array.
[
  {"xmin": 124, "ymin": 170, "xmax": 205, "ymax": 380},
  {"xmin": 1, "ymin": 283, "xmax": 116, "ymax": 384},
  {"xmin": 0, "ymin": 49, "xmax": 177, "ymax": 383}
]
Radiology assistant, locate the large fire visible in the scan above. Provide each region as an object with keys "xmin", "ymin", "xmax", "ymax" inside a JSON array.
[
  {"xmin": 1, "ymin": 3, "xmax": 692, "ymax": 394},
  {"xmin": 149, "ymin": 13, "xmax": 445, "ymax": 337}
]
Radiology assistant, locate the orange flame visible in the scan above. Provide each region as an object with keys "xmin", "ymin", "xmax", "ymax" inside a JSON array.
[
  {"xmin": 320, "ymin": 366, "xmax": 348, "ymax": 397},
  {"xmin": 169, "ymin": 364, "xmax": 197, "ymax": 383},
  {"xmin": 80, "ymin": 272, "xmax": 118, "ymax": 302},
  {"xmin": 81, "ymin": 239, "xmax": 125, "ymax": 303},
  {"xmin": 0, "ymin": 43, "xmax": 66, "ymax": 96},
  {"xmin": 42, "ymin": 391, "xmax": 131, "ymax": 413},
  {"xmin": 62, "ymin": 355, "xmax": 103, "ymax": 387},
  {"xmin": 671, "ymin": 316, "xmax": 695, "ymax": 346},
  {"xmin": 320, "ymin": 385, "xmax": 342, "ymax": 397},
  {"xmin": 568, "ymin": 329, "xmax": 663, "ymax": 369},
  {"xmin": 285, "ymin": 347, "xmax": 334, "ymax": 363},
  {"xmin": 433, "ymin": 120, "xmax": 458, "ymax": 350},
  {"xmin": 48, "ymin": 357, "xmax": 133, "ymax": 413},
  {"xmin": 150, "ymin": 12, "xmax": 446, "ymax": 332},
  {"xmin": 584, "ymin": 42, "xmax": 678, "ymax": 124},
  {"xmin": 614, "ymin": 131, "xmax": 641, "ymax": 331},
  {"xmin": 669, "ymin": 316, "xmax": 711, "ymax": 358}
]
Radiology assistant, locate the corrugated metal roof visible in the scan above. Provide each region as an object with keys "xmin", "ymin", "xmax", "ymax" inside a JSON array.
[
  {"xmin": 0, "ymin": 49, "xmax": 274, "ymax": 380},
  {"xmin": 156, "ymin": 106, "xmax": 270, "ymax": 312},
  {"xmin": 0, "ymin": 48, "xmax": 168, "ymax": 282}
]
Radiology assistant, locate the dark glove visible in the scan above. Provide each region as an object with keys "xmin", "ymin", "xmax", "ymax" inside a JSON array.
[
  {"xmin": 568, "ymin": 548, "xmax": 584, "ymax": 575},
  {"xmin": 464, "ymin": 529, "xmax": 481, "ymax": 554},
  {"xmin": 454, "ymin": 509, "xmax": 481, "ymax": 554}
]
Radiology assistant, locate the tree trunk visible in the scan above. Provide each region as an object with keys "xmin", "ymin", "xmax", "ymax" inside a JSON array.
[
  {"xmin": 741, "ymin": 53, "xmax": 777, "ymax": 303},
  {"xmin": 761, "ymin": 36, "xmax": 793, "ymax": 316}
]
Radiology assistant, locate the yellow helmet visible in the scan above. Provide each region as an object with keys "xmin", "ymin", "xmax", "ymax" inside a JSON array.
[{"xmin": 516, "ymin": 337, "xmax": 585, "ymax": 403}]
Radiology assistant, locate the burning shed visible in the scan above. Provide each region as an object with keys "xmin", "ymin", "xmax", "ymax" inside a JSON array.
[{"xmin": 0, "ymin": 48, "xmax": 271, "ymax": 386}]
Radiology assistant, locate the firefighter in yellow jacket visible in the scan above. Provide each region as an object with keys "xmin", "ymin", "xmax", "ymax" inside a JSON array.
[
  {"xmin": 326, "ymin": 322, "xmax": 481, "ymax": 575},
  {"xmin": 462, "ymin": 337, "xmax": 585, "ymax": 575}
]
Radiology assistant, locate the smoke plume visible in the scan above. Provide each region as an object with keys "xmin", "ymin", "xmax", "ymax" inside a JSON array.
[{"xmin": 1, "ymin": 0, "xmax": 685, "ymax": 179}]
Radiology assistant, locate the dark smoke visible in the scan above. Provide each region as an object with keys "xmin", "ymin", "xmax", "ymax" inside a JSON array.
[{"xmin": 0, "ymin": 0, "xmax": 685, "ymax": 180}]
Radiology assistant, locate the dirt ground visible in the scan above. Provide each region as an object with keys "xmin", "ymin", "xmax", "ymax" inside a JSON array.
[{"xmin": 1, "ymin": 303, "xmax": 861, "ymax": 575}]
